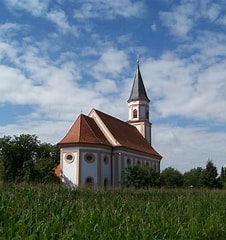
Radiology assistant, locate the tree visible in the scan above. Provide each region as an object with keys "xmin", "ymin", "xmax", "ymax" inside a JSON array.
[
  {"xmin": 200, "ymin": 160, "xmax": 222, "ymax": 188},
  {"xmin": 36, "ymin": 143, "xmax": 59, "ymax": 164},
  {"xmin": 34, "ymin": 157, "xmax": 58, "ymax": 183},
  {"xmin": 160, "ymin": 167, "xmax": 184, "ymax": 188},
  {"xmin": 0, "ymin": 134, "xmax": 59, "ymax": 182},
  {"xmin": 0, "ymin": 134, "xmax": 39, "ymax": 181},
  {"xmin": 123, "ymin": 165, "xmax": 160, "ymax": 189},
  {"xmin": 183, "ymin": 167, "xmax": 203, "ymax": 187},
  {"xmin": 143, "ymin": 166, "xmax": 160, "ymax": 188}
]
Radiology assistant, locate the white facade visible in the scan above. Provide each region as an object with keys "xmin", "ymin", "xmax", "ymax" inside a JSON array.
[
  {"xmin": 60, "ymin": 144, "xmax": 161, "ymax": 187},
  {"xmin": 60, "ymin": 145, "xmax": 113, "ymax": 187},
  {"xmin": 61, "ymin": 147, "xmax": 79, "ymax": 187}
]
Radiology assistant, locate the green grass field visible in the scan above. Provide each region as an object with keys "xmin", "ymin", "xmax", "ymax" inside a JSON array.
[{"xmin": 1, "ymin": 183, "xmax": 226, "ymax": 239}]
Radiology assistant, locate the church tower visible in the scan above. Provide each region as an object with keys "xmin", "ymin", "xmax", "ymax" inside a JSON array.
[{"xmin": 128, "ymin": 59, "xmax": 152, "ymax": 144}]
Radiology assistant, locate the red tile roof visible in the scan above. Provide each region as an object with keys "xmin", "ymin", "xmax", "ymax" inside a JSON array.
[
  {"xmin": 54, "ymin": 164, "xmax": 61, "ymax": 178},
  {"xmin": 94, "ymin": 109, "xmax": 162, "ymax": 159},
  {"xmin": 58, "ymin": 114, "xmax": 111, "ymax": 146},
  {"xmin": 58, "ymin": 110, "xmax": 162, "ymax": 159}
]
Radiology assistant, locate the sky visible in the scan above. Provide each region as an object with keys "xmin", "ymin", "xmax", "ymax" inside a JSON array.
[{"xmin": 0, "ymin": 0, "xmax": 226, "ymax": 173}]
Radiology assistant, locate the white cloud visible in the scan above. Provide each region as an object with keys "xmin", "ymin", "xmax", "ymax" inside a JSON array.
[
  {"xmin": 46, "ymin": 8, "xmax": 78, "ymax": 35},
  {"xmin": 141, "ymin": 51, "xmax": 226, "ymax": 124},
  {"xmin": 3, "ymin": 1, "xmax": 77, "ymax": 36},
  {"xmin": 201, "ymin": 2, "xmax": 221, "ymax": 22},
  {"xmin": 153, "ymin": 125, "xmax": 226, "ymax": 172},
  {"xmin": 0, "ymin": 41, "xmax": 18, "ymax": 63},
  {"xmin": 217, "ymin": 14, "xmax": 226, "ymax": 26},
  {"xmin": 159, "ymin": 0, "xmax": 223, "ymax": 39},
  {"xmin": 74, "ymin": 0, "xmax": 145, "ymax": 20},
  {"xmin": 3, "ymin": 0, "xmax": 50, "ymax": 16},
  {"xmin": 0, "ymin": 65, "xmax": 36, "ymax": 103},
  {"xmin": 94, "ymin": 79, "xmax": 118, "ymax": 94},
  {"xmin": 0, "ymin": 22, "xmax": 25, "ymax": 36},
  {"xmin": 92, "ymin": 48, "xmax": 129, "ymax": 78},
  {"xmin": 151, "ymin": 23, "xmax": 157, "ymax": 32},
  {"xmin": 159, "ymin": 1, "xmax": 195, "ymax": 39}
]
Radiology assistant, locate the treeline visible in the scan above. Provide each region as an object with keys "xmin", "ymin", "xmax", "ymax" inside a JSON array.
[
  {"xmin": 123, "ymin": 161, "xmax": 225, "ymax": 189},
  {"xmin": 0, "ymin": 134, "xmax": 225, "ymax": 189},
  {"xmin": 0, "ymin": 134, "xmax": 59, "ymax": 183}
]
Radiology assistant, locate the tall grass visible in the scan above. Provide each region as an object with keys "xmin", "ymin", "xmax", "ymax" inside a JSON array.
[{"xmin": 1, "ymin": 183, "xmax": 226, "ymax": 239}]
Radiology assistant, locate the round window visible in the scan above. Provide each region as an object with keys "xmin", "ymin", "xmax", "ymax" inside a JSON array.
[
  {"xmin": 64, "ymin": 153, "xmax": 74, "ymax": 163},
  {"xmin": 85, "ymin": 153, "xmax": 95, "ymax": 163}
]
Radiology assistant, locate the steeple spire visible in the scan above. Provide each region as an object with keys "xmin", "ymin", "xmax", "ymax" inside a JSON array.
[
  {"xmin": 127, "ymin": 59, "xmax": 150, "ymax": 103},
  {"xmin": 127, "ymin": 58, "xmax": 152, "ymax": 144}
]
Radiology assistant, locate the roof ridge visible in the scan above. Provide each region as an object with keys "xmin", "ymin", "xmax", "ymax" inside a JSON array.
[
  {"xmin": 78, "ymin": 114, "xmax": 83, "ymax": 142},
  {"xmin": 81, "ymin": 114, "xmax": 104, "ymax": 143},
  {"xmin": 93, "ymin": 108, "xmax": 127, "ymax": 125}
]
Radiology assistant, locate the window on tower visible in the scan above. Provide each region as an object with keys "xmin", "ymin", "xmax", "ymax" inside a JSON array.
[
  {"xmin": 146, "ymin": 111, "xmax": 149, "ymax": 119},
  {"xmin": 133, "ymin": 109, "xmax": 137, "ymax": 118}
]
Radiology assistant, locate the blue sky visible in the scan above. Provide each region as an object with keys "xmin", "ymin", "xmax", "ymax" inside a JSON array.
[{"xmin": 0, "ymin": 0, "xmax": 226, "ymax": 172}]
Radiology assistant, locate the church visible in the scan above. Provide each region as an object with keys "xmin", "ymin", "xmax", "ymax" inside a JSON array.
[{"xmin": 56, "ymin": 61, "xmax": 162, "ymax": 187}]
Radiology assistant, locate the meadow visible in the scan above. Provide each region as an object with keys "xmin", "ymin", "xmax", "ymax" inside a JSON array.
[{"xmin": 1, "ymin": 183, "xmax": 226, "ymax": 240}]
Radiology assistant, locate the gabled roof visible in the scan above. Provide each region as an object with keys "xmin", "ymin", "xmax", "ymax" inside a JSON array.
[
  {"xmin": 58, "ymin": 114, "xmax": 111, "ymax": 146},
  {"xmin": 58, "ymin": 109, "xmax": 162, "ymax": 159},
  {"xmin": 128, "ymin": 62, "xmax": 150, "ymax": 103},
  {"xmin": 93, "ymin": 109, "xmax": 162, "ymax": 159}
]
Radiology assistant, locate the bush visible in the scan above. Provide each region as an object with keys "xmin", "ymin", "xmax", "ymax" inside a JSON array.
[
  {"xmin": 123, "ymin": 165, "xmax": 160, "ymax": 188},
  {"xmin": 160, "ymin": 167, "xmax": 184, "ymax": 187}
]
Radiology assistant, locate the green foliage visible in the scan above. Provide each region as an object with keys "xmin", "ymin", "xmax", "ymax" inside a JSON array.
[
  {"xmin": 35, "ymin": 157, "xmax": 59, "ymax": 183},
  {"xmin": 1, "ymin": 184, "xmax": 226, "ymax": 239},
  {"xmin": 200, "ymin": 160, "xmax": 223, "ymax": 189},
  {"xmin": 160, "ymin": 167, "xmax": 184, "ymax": 187},
  {"xmin": 37, "ymin": 143, "xmax": 59, "ymax": 164},
  {"xmin": 0, "ymin": 134, "xmax": 59, "ymax": 183},
  {"xmin": 123, "ymin": 165, "xmax": 160, "ymax": 188},
  {"xmin": 22, "ymin": 160, "xmax": 35, "ymax": 182},
  {"xmin": 183, "ymin": 167, "xmax": 203, "ymax": 187},
  {"xmin": 0, "ymin": 134, "xmax": 39, "ymax": 181}
]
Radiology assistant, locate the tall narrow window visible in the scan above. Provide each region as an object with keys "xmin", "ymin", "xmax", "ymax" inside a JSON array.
[
  {"xmin": 127, "ymin": 158, "xmax": 131, "ymax": 166},
  {"xmin": 85, "ymin": 177, "xmax": 94, "ymax": 186},
  {"xmin": 146, "ymin": 111, "xmax": 149, "ymax": 119},
  {"xmin": 133, "ymin": 109, "xmax": 137, "ymax": 118},
  {"xmin": 104, "ymin": 178, "xmax": 108, "ymax": 187}
]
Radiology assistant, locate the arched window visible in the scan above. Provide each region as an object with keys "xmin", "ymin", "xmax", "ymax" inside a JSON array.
[
  {"xmin": 103, "ymin": 156, "xmax": 109, "ymax": 165},
  {"xmin": 85, "ymin": 177, "xmax": 94, "ymax": 186},
  {"xmin": 104, "ymin": 178, "xmax": 108, "ymax": 187},
  {"xmin": 146, "ymin": 111, "xmax": 149, "ymax": 119},
  {"xmin": 133, "ymin": 109, "xmax": 137, "ymax": 118},
  {"xmin": 127, "ymin": 158, "xmax": 131, "ymax": 166}
]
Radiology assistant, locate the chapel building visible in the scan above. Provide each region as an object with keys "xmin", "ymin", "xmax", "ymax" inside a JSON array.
[{"xmin": 57, "ymin": 61, "xmax": 162, "ymax": 187}]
